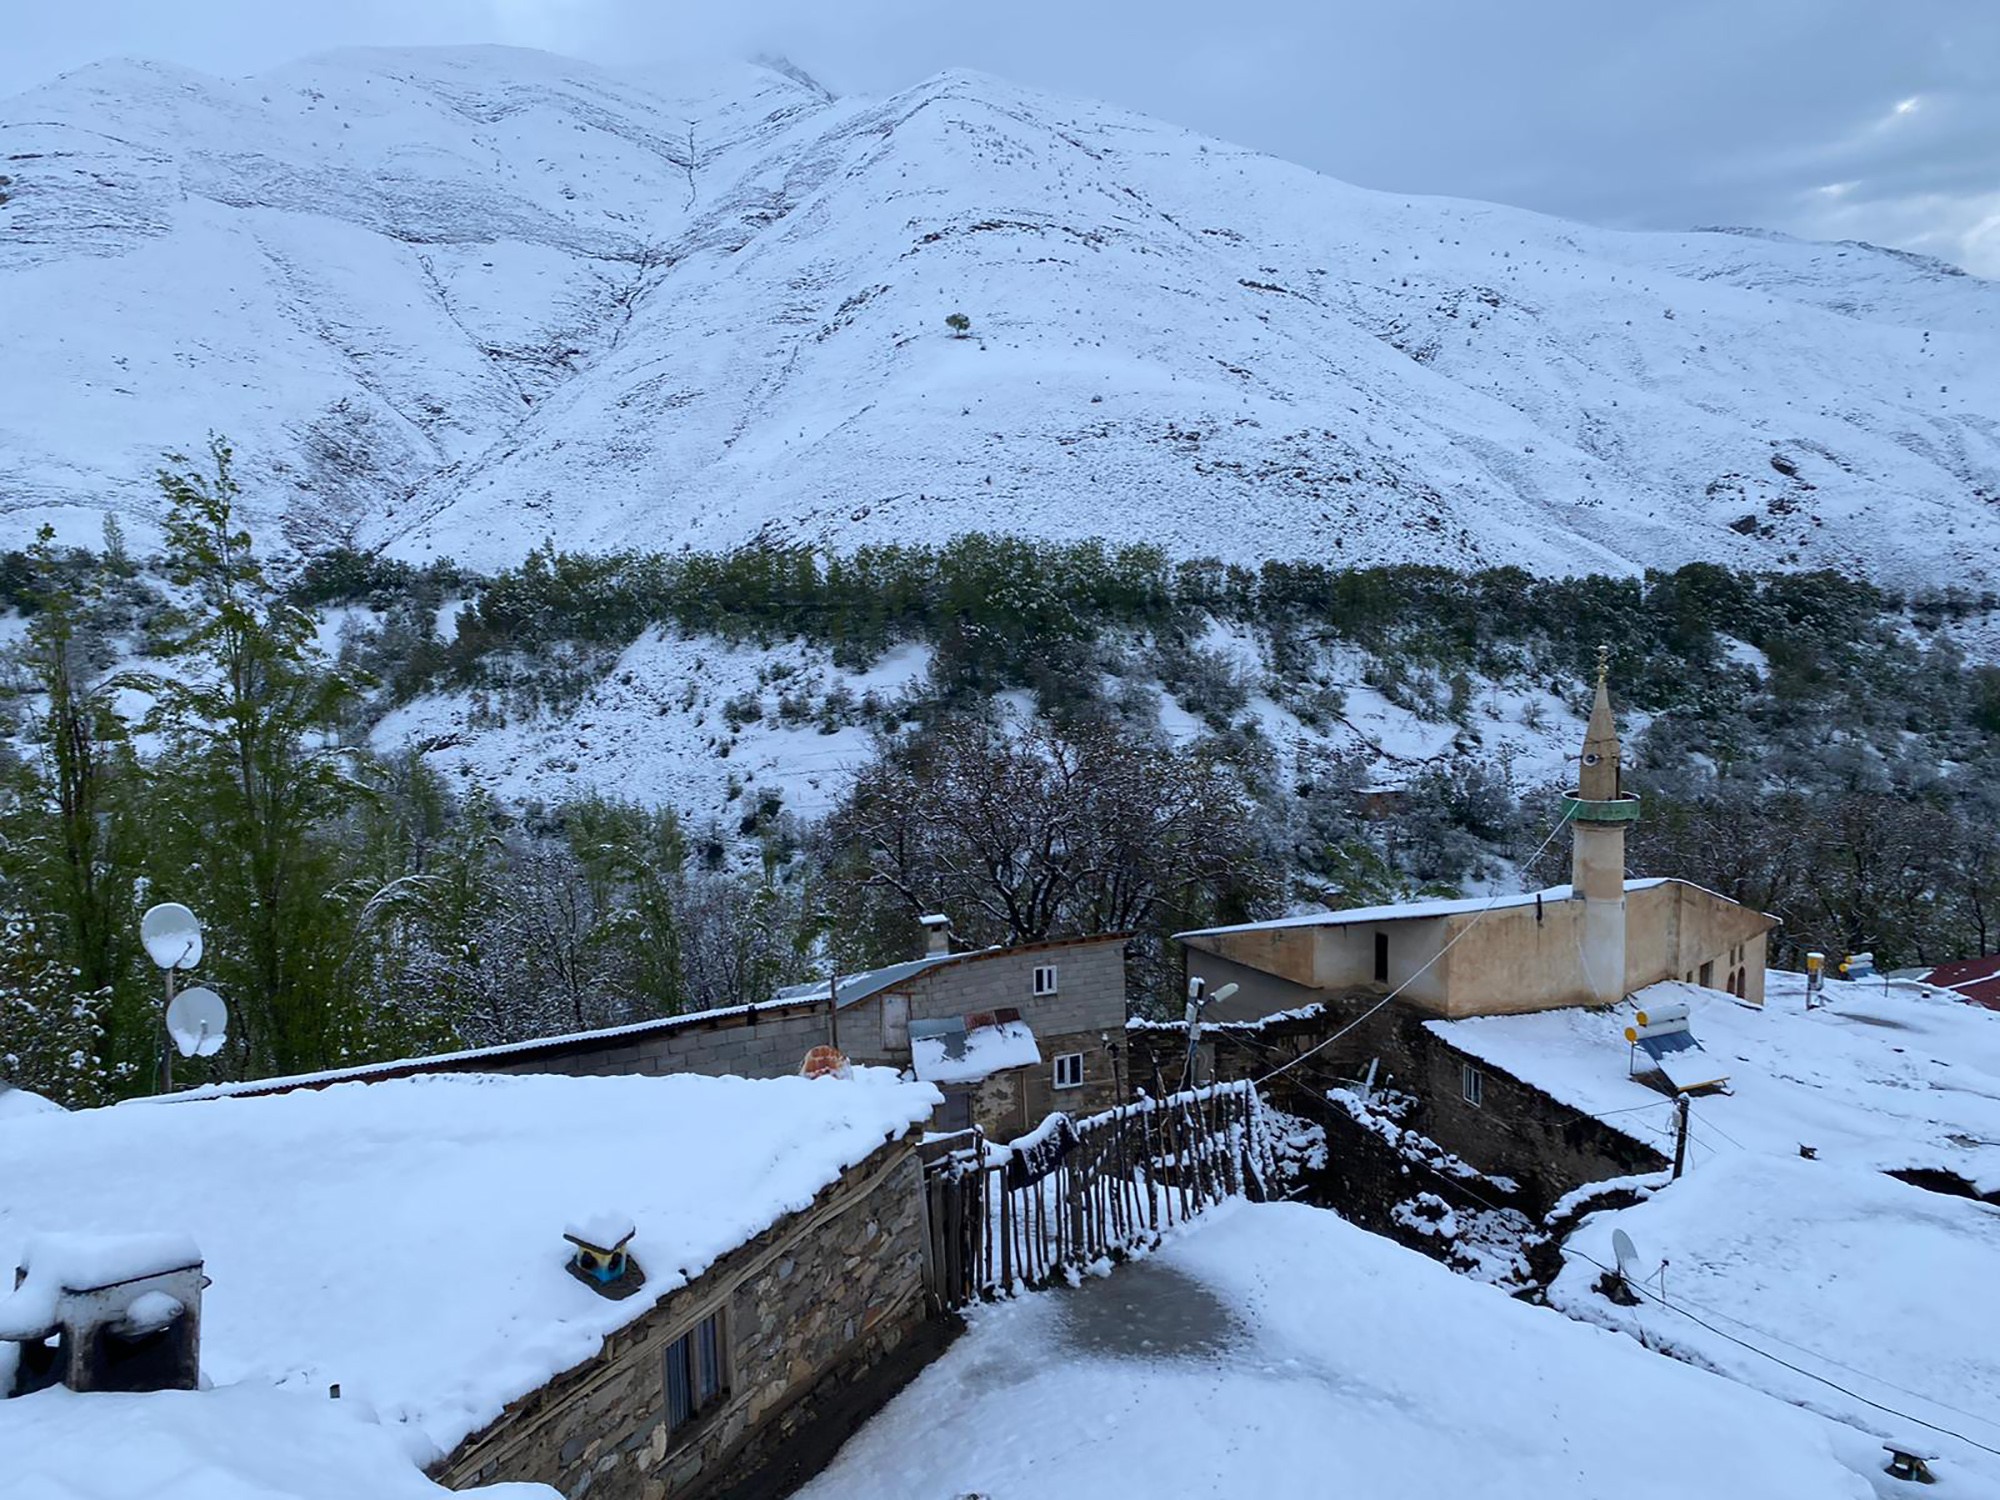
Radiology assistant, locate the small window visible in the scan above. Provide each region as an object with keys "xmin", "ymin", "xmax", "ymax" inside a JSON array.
[
  {"xmin": 1373, "ymin": 932, "xmax": 1390, "ymax": 984},
  {"xmin": 1460, "ymin": 1064, "xmax": 1484, "ymax": 1108},
  {"xmin": 1698, "ymin": 960, "xmax": 1715, "ymax": 988},
  {"xmin": 1053, "ymin": 1053, "xmax": 1084, "ymax": 1090},
  {"xmin": 1033, "ymin": 964, "xmax": 1059, "ymax": 997},
  {"xmin": 664, "ymin": 1310, "xmax": 726, "ymax": 1431}
]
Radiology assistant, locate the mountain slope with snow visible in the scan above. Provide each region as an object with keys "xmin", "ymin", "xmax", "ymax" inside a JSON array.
[{"xmin": 3, "ymin": 47, "xmax": 1997, "ymax": 586}]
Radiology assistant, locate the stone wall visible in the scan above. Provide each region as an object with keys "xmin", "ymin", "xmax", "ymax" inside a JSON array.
[
  {"xmin": 1128, "ymin": 998, "xmax": 1666, "ymax": 1212},
  {"xmin": 434, "ymin": 1132, "xmax": 935, "ymax": 1500}
]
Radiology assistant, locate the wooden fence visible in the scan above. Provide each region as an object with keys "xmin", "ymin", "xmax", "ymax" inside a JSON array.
[{"xmin": 921, "ymin": 1081, "xmax": 1272, "ymax": 1311}]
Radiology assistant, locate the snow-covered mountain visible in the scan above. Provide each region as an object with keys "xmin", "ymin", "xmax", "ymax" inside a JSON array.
[{"xmin": 3, "ymin": 46, "xmax": 1997, "ymax": 587}]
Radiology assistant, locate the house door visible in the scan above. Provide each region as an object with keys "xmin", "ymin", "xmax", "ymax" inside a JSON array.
[{"xmin": 882, "ymin": 992, "xmax": 910, "ymax": 1052}]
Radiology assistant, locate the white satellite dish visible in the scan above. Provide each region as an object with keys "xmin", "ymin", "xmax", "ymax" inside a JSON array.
[
  {"xmin": 141, "ymin": 904, "xmax": 204, "ymax": 971},
  {"xmin": 1611, "ymin": 1228, "xmax": 1640, "ymax": 1280},
  {"xmin": 165, "ymin": 986, "xmax": 229, "ymax": 1059}
]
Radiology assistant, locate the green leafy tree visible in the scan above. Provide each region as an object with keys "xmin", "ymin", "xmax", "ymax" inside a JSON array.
[
  {"xmin": 945, "ymin": 312, "xmax": 971, "ymax": 338},
  {"xmin": 0, "ymin": 907, "xmax": 118, "ymax": 1107},
  {"xmin": 2, "ymin": 527, "xmax": 148, "ymax": 1086},
  {"xmin": 130, "ymin": 438, "xmax": 368, "ymax": 1076}
]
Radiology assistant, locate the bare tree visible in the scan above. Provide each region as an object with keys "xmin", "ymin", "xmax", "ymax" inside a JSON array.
[{"xmin": 821, "ymin": 715, "xmax": 1273, "ymax": 957}]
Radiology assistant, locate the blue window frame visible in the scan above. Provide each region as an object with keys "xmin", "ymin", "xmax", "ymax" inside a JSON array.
[{"xmin": 664, "ymin": 1310, "xmax": 726, "ymax": 1430}]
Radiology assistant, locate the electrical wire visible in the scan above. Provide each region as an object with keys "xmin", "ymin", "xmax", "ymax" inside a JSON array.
[
  {"xmin": 1393, "ymin": 1145, "xmax": 2000, "ymax": 1460},
  {"xmin": 1251, "ymin": 800, "xmax": 1581, "ymax": 1089},
  {"xmin": 1560, "ymin": 1245, "xmax": 2000, "ymax": 1459}
]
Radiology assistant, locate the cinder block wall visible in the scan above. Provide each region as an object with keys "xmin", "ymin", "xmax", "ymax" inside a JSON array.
[
  {"xmin": 434, "ymin": 1132, "xmax": 933, "ymax": 1500},
  {"xmin": 478, "ymin": 1006, "xmax": 835, "ymax": 1084}
]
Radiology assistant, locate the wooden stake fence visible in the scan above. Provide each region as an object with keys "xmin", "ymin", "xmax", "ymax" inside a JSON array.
[{"xmin": 922, "ymin": 1081, "xmax": 1272, "ymax": 1311}]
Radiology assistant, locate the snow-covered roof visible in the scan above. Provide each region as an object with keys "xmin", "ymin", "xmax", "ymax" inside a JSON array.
[
  {"xmin": 1433, "ymin": 972, "xmax": 2000, "ymax": 1482},
  {"xmin": 0, "ymin": 1071, "xmax": 940, "ymax": 1464},
  {"xmin": 910, "ymin": 1019, "xmax": 1041, "ymax": 1085},
  {"xmin": 4, "ymin": 1384, "xmax": 559, "ymax": 1500},
  {"xmin": 776, "ymin": 932, "xmax": 1131, "ymax": 1011},
  {"xmin": 1177, "ymin": 878, "xmax": 1675, "ymax": 940},
  {"xmin": 1921, "ymin": 953, "xmax": 2000, "ymax": 1008},
  {"xmin": 169, "ymin": 994, "xmax": 828, "ymax": 1101},
  {"xmin": 0, "ymin": 1082, "xmax": 62, "ymax": 1121}
]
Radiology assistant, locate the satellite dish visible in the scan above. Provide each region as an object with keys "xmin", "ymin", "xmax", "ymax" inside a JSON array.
[
  {"xmin": 165, "ymin": 987, "xmax": 228, "ymax": 1058},
  {"xmin": 141, "ymin": 904, "xmax": 204, "ymax": 971},
  {"xmin": 1611, "ymin": 1228, "xmax": 1640, "ymax": 1280}
]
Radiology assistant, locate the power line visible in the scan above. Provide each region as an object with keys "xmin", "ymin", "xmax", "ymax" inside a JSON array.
[
  {"xmin": 1251, "ymin": 802, "xmax": 1581, "ymax": 1089},
  {"xmin": 1560, "ymin": 1245, "xmax": 2000, "ymax": 1460}
]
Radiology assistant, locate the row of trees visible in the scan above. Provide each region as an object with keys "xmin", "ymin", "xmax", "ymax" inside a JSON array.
[
  {"xmin": 0, "ymin": 446, "xmax": 820, "ymax": 1102},
  {"xmin": 6, "ymin": 444, "xmax": 1997, "ymax": 1103}
]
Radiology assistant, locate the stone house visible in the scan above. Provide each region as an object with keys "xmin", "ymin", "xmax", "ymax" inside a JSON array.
[
  {"xmin": 1, "ymin": 1069, "xmax": 945, "ymax": 1500},
  {"xmin": 435, "ymin": 1112, "xmax": 941, "ymax": 1499}
]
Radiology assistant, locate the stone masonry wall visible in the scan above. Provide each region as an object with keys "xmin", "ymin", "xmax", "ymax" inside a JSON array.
[
  {"xmin": 1128, "ymin": 998, "xmax": 1666, "ymax": 1212},
  {"xmin": 434, "ymin": 1133, "xmax": 932, "ymax": 1500}
]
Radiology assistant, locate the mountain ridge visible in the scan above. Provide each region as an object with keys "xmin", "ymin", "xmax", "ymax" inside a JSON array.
[{"xmin": 2, "ymin": 47, "xmax": 1995, "ymax": 587}]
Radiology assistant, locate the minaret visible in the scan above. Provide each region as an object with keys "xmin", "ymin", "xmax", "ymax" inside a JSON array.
[{"xmin": 1565, "ymin": 648, "xmax": 1640, "ymax": 1006}]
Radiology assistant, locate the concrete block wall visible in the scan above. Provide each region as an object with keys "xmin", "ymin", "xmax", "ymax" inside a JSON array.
[
  {"xmin": 434, "ymin": 1133, "xmax": 931, "ymax": 1500},
  {"xmin": 913, "ymin": 940, "xmax": 1128, "ymax": 1039}
]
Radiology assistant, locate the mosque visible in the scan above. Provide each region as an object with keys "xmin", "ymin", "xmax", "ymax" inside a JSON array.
[{"xmin": 1179, "ymin": 657, "xmax": 1778, "ymax": 1022}]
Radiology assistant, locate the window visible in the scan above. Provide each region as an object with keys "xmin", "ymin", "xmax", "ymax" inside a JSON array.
[
  {"xmin": 1053, "ymin": 1053, "xmax": 1084, "ymax": 1090},
  {"xmin": 1460, "ymin": 1064, "xmax": 1484, "ymax": 1108},
  {"xmin": 1033, "ymin": 964, "xmax": 1059, "ymax": 997},
  {"xmin": 1373, "ymin": 933, "xmax": 1390, "ymax": 984},
  {"xmin": 663, "ymin": 1310, "xmax": 726, "ymax": 1431},
  {"xmin": 1698, "ymin": 960, "xmax": 1715, "ymax": 988},
  {"xmin": 938, "ymin": 1087, "xmax": 974, "ymax": 1132}
]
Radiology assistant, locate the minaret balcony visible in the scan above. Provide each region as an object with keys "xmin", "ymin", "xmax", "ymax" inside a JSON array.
[{"xmin": 1562, "ymin": 791, "xmax": 1642, "ymax": 825}]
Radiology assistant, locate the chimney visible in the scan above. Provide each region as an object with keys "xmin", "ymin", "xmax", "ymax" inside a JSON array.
[
  {"xmin": 1, "ymin": 1233, "xmax": 205, "ymax": 1397},
  {"xmin": 919, "ymin": 913, "xmax": 952, "ymax": 956}
]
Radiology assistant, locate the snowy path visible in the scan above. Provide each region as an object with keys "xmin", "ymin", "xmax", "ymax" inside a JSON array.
[{"xmin": 797, "ymin": 1201, "xmax": 1890, "ymax": 1499}]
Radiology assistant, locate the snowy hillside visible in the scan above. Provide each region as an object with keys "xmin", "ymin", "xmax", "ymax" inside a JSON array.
[{"xmin": 4, "ymin": 47, "xmax": 1998, "ymax": 587}]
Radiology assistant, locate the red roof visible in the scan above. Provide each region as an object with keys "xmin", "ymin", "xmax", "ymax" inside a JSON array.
[{"xmin": 1921, "ymin": 955, "xmax": 2000, "ymax": 1010}]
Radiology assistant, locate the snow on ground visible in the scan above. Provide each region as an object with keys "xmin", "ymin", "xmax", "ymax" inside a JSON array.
[
  {"xmin": 369, "ymin": 631, "xmax": 931, "ymax": 824},
  {"xmin": 0, "ymin": 1083, "xmax": 62, "ymax": 1121},
  {"xmin": 796, "ymin": 1200, "xmax": 1879, "ymax": 1499},
  {"xmin": 5, "ymin": 1383, "xmax": 558, "ymax": 1500},
  {"xmin": 8, "ymin": 50, "xmax": 2000, "ymax": 592},
  {"xmin": 0, "ymin": 1070, "xmax": 938, "ymax": 1461},
  {"xmin": 1435, "ymin": 973, "xmax": 2000, "ymax": 1488}
]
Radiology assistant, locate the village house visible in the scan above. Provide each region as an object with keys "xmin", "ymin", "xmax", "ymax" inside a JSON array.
[
  {"xmin": 197, "ymin": 919, "xmax": 1133, "ymax": 1142},
  {"xmin": 1156, "ymin": 661, "xmax": 1779, "ymax": 1206},
  {"xmin": 776, "ymin": 920, "xmax": 1132, "ymax": 1136},
  {"xmin": 0, "ymin": 1069, "xmax": 945, "ymax": 1500}
]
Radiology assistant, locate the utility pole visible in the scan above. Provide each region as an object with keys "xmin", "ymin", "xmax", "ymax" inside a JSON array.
[{"xmin": 1672, "ymin": 1094, "xmax": 1690, "ymax": 1180}]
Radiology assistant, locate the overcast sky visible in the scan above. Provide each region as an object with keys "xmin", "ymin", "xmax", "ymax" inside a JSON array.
[{"xmin": 7, "ymin": 1, "xmax": 1996, "ymax": 276}]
